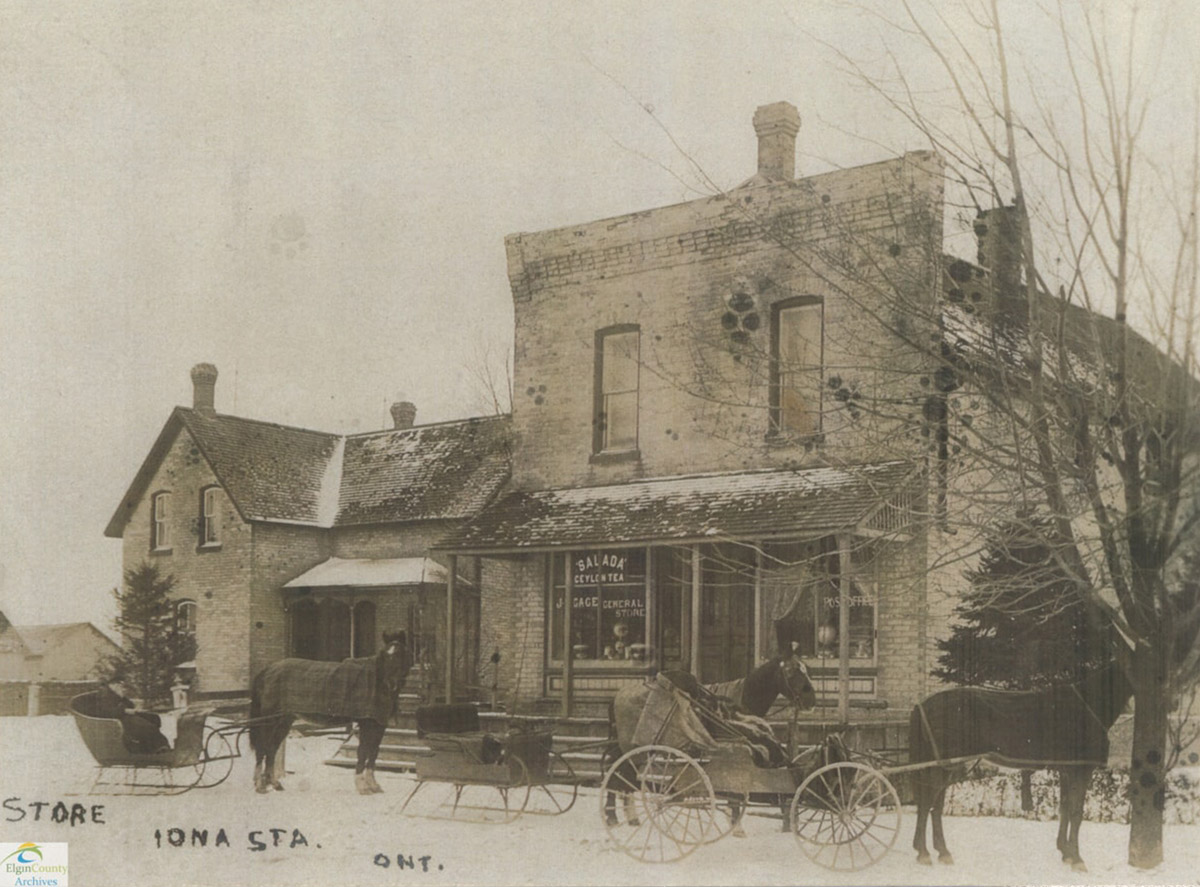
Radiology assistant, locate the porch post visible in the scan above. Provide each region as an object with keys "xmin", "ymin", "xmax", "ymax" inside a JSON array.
[
  {"xmin": 445, "ymin": 555, "xmax": 457, "ymax": 704},
  {"xmin": 644, "ymin": 546, "xmax": 656, "ymax": 671},
  {"xmin": 562, "ymin": 553, "xmax": 574, "ymax": 718},
  {"xmin": 837, "ymin": 534, "xmax": 852, "ymax": 726},
  {"xmin": 754, "ymin": 544, "xmax": 763, "ymax": 663},
  {"xmin": 690, "ymin": 545, "xmax": 702, "ymax": 677}
]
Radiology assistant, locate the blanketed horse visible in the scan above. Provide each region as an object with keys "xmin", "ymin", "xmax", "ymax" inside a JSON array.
[
  {"xmin": 909, "ymin": 659, "xmax": 1132, "ymax": 871},
  {"xmin": 249, "ymin": 631, "xmax": 411, "ymax": 794},
  {"xmin": 604, "ymin": 651, "xmax": 817, "ymax": 832}
]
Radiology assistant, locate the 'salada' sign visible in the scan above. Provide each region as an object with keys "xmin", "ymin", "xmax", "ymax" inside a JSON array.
[{"xmin": 573, "ymin": 551, "xmax": 628, "ymax": 585}]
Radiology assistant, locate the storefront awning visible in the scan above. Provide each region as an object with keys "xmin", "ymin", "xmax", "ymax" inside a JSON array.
[
  {"xmin": 435, "ymin": 461, "xmax": 919, "ymax": 553},
  {"xmin": 283, "ymin": 556, "xmax": 447, "ymax": 589}
]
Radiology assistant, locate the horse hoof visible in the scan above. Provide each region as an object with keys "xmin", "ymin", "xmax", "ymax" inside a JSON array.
[
  {"xmin": 732, "ymin": 826, "xmax": 747, "ymax": 839},
  {"xmin": 1071, "ymin": 861, "xmax": 1088, "ymax": 874},
  {"xmin": 917, "ymin": 854, "xmax": 933, "ymax": 866},
  {"xmin": 255, "ymin": 785, "xmax": 269, "ymax": 794},
  {"xmin": 939, "ymin": 853, "xmax": 955, "ymax": 865}
]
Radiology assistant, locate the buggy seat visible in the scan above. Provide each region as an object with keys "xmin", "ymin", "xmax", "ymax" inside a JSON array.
[
  {"xmin": 69, "ymin": 693, "xmax": 208, "ymax": 768},
  {"xmin": 413, "ymin": 704, "xmax": 552, "ymax": 785}
]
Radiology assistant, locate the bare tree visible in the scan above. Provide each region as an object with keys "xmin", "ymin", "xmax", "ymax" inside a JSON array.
[
  {"xmin": 585, "ymin": 0, "xmax": 1197, "ymax": 869},
  {"xmin": 797, "ymin": 0, "xmax": 1200, "ymax": 868}
]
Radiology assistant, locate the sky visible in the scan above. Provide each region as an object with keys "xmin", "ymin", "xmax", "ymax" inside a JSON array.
[{"xmin": 2, "ymin": 0, "xmax": 1196, "ymax": 633}]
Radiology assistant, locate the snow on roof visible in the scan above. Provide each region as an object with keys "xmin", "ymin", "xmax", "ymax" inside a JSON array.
[
  {"xmin": 283, "ymin": 557, "xmax": 448, "ymax": 589},
  {"xmin": 437, "ymin": 461, "xmax": 916, "ymax": 552}
]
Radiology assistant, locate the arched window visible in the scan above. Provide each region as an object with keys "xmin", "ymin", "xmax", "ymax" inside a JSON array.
[
  {"xmin": 770, "ymin": 296, "xmax": 824, "ymax": 436},
  {"xmin": 593, "ymin": 325, "xmax": 640, "ymax": 454},
  {"xmin": 353, "ymin": 601, "xmax": 377, "ymax": 658},
  {"xmin": 176, "ymin": 599, "xmax": 197, "ymax": 634},
  {"xmin": 200, "ymin": 486, "xmax": 220, "ymax": 546},
  {"xmin": 151, "ymin": 492, "xmax": 171, "ymax": 550}
]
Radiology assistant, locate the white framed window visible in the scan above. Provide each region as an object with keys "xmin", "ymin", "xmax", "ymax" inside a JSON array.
[
  {"xmin": 152, "ymin": 492, "xmax": 171, "ymax": 550},
  {"xmin": 771, "ymin": 297, "xmax": 824, "ymax": 436},
  {"xmin": 201, "ymin": 486, "xmax": 220, "ymax": 545},
  {"xmin": 594, "ymin": 326, "xmax": 640, "ymax": 453}
]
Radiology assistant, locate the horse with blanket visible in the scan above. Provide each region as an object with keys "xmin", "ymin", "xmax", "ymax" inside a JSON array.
[
  {"xmin": 909, "ymin": 659, "xmax": 1133, "ymax": 872},
  {"xmin": 249, "ymin": 631, "xmax": 411, "ymax": 794},
  {"xmin": 604, "ymin": 651, "xmax": 817, "ymax": 833}
]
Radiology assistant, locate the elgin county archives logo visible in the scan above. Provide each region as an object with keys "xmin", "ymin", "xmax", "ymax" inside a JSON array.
[{"xmin": 1, "ymin": 843, "xmax": 68, "ymax": 887}]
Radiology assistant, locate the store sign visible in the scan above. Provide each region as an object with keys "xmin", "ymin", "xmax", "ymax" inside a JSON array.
[
  {"xmin": 823, "ymin": 594, "xmax": 873, "ymax": 608},
  {"xmin": 573, "ymin": 551, "xmax": 629, "ymax": 586}
]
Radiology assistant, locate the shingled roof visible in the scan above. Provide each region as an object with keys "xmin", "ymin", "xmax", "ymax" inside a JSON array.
[
  {"xmin": 105, "ymin": 410, "xmax": 511, "ymax": 537},
  {"xmin": 337, "ymin": 416, "xmax": 511, "ymax": 525},
  {"xmin": 436, "ymin": 461, "xmax": 917, "ymax": 553}
]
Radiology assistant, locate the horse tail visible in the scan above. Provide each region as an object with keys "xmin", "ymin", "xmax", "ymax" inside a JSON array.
[
  {"xmin": 600, "ymin": 698, "xmax": 619, "ymax": 773},
  {"xmin": 908, "ymin": 702, "xmax": 925, "ymax": 765},
  {"xmin": 248, "ymin": 667, "xmax": 267, "ymax": 755}
]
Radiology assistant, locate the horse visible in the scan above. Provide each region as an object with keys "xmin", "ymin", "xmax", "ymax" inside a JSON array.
[
  {"xmin": 909, "ymin": 659, "xmax": 1132, "ymax": 871},
  {"xmin": 249, "ymin": 630, "xmax": 411, "ymax": 795},
  {"xmin": 603, "ymin": 651, "xmax": 817, "ymax": 833}
]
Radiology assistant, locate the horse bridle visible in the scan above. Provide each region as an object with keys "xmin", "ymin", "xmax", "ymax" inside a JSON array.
[{"xmin": 780, "ymin": 655, "xmax": 812, "ymax": 704}]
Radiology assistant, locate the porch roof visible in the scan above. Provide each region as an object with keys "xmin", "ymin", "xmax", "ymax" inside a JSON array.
[
  {"xmin": 283, "ymin": 556, "xmax": 447, "ymax": 589},
  {"xmin": 435, "ymin": 461, "xmax": 918, "ymax": 553}
]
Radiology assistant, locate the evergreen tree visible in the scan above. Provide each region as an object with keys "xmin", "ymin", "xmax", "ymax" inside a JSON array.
[
  {"xmin": 935, "ymin": 517, "xmax": 1107, "ymax": 690},
  {"xmin": 102, "ymin": 563, "xmax": 195, "ymax": 706}
]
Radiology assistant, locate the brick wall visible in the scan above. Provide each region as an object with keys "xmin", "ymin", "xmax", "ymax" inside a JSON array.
[
  {"xmin": 480, "ymin": 555, "xmax": 544, "ymax": 706},
  {"xmin": 506, "ymin": 152, "xmax": 946, "ymax": 492},
  {"xmin": 332, "ymin": 522, "xmax": 455, "ymax": 560},
  {"xmin": 249, "ymin": 523, "xmax": 330, "ymax": 682},
  {"xmin": 120, "ymin": 427, "xmax": 254, "ymax": 694}
]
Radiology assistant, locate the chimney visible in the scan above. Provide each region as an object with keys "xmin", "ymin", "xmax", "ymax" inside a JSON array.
[
  {"xmin": 191, "ymin": 363, "xmax": 218, "ymax": 415},
  {"xmin": 390, "ymin": 401, "xmax": 417, "ymax": 430},
  {"xmin": 752, "ymin": 101, "xmax": 801, "ymax": 182},
  {"xmin": 974, "ymin": 206, "xmax": 1025, "ymax": 319}
]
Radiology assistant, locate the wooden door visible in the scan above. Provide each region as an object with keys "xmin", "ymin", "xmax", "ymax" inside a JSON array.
[{"xmin": 699, "ymin": 579, "xmax": 754, "ymax": 683}]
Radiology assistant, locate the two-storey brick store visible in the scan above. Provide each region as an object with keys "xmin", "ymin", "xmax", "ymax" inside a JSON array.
[{"xmin": 437, "ymin": 102, "xmax": 947, "ymax": 722}]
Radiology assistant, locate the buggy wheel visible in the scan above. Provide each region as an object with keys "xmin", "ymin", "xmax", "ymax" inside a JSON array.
[
  {"xmin": 600, "ymin": 745, "xmax": 716, "ymax": 863},
  {"xmin": 790, "ymin": 761, "xmax": 901, "ymax": 871}
]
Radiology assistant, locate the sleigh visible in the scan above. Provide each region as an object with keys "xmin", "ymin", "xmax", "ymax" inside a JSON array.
[
  {"xmin": 69, "ymin": 693, "xmax": 245, "ymax": 795},
  {"xmin": 396, "ymin": 703, "xmax": 578, "ymax": 823}
]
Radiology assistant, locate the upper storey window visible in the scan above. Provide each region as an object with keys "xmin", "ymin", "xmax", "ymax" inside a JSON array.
[
  {"xmin": 151, "ymin": 492, "xmax": 171, "ymax": 551},
  {"xmin": 771, "ymin": 297, "xmax": 824, "ymax": 436},
  {"xmin": 594, "ymin": 326, "xmax": 640, "ymax": 454},
  {"xmin": 201, "ymin": 486, "xmax": 220, "ymax": 546}
]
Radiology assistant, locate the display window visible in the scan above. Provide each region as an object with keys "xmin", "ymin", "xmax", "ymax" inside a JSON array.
[{"xmin": 550, "ymin": 548, "xmax": 648, "ymax": 665}]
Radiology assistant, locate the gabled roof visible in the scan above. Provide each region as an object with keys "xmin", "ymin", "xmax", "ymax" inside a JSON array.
[
  {"xmin": 436, "ymin": 461, "xmax": 917, "ymax": 553},
  {"xmin": 106, "ymin": 409, "xmax": 511, "ymax": 537},
  {"xmin": 337, "ymin": 416, "xmax": 511, "ymax": 525},
  {"xmin": 7, "ymin": 622, "xmax": 120, "ymax": 657}
]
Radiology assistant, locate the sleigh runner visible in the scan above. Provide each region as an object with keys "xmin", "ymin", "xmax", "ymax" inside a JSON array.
[{"xmin": 396, "ymin": 703, "xmax": 580, "ymax": 823}]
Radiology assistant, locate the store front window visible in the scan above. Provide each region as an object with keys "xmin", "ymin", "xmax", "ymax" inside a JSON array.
[
  {"xmin": 550, "ymin": 548, "xmax": 648, "ymax": 665},
  {"xmin": 761, "ymin": 537, "xmax": 877, "ymax": 665}
]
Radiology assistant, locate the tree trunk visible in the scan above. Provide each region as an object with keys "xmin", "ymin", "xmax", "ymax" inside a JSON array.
[
  {"xmin": 1127, "ymin": 643, "xmax": 1168, "ymax": 869},
  {"xmin": 1020, "ymin": 769, "xmax": 1033, "ymax": 813}
]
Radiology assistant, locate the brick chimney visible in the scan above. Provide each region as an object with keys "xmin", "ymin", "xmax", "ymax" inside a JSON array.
[
  {"xmin": 752, "ymin": 101, "xmax": 801, "ymax": 182},
  {"xmin": 191, "ymin": 363, "xmax": 218, "ymax": 415},
  {"xmin": 974, "ymin": 206, "xmax": 1025, "ymax": 320},
  {"xmin": 390, "ymin": 401, "xmax": 417, "ymax": 430}
]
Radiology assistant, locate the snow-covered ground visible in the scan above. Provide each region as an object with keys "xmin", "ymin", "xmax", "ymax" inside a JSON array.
[{"xmin": 3, "ymin": 716, "xmax": 1198, "ymax": 887}]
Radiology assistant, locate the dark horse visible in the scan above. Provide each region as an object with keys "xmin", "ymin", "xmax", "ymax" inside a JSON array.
[
  {"xmin": 909, "ymin": 659, "xmax": 1132, "ymax": 871},
  {"xmin": 604, "ymin": 651, "xmax": 817, "ymax": 832},
  {"xmin": 249, "ymin": 631, "xmax": 411, "ymax": 794}
]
